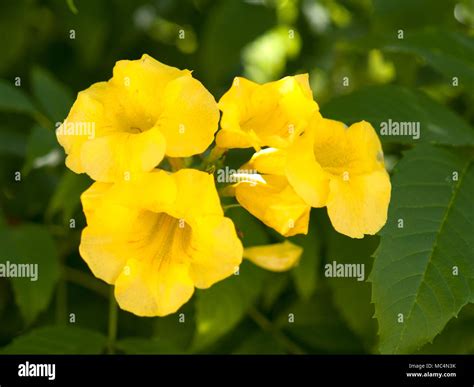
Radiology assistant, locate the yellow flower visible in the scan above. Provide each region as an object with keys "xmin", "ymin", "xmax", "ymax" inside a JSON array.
[
  {"xmin": 216, "ymin": 74, "xmax": 320, "ymax": 150},
  {"xmin": 286, "ymin": 118, "xmax": 391, "ymax": 238},
  {"xmin": 244, "ymin": 241, "xmax": 302, "ymax": 272},
  {"xmin": 229, "ymin": 149, "xmax": 311, "ymax": 237},
  {"xmin": 57, "ymin": 54, "xmax": 219, "ymax": 183},
  {"xmin": 79, "ymin": 169, "xmax": 243, "ymax": 317}
]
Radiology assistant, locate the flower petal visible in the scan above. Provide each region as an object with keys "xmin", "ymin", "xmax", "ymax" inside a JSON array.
[
  {"xmin": 114, "ymin": 258, "xmax": 195, "ymax": 317},
  {"xmin": 80, "ymin": 224, "xmax": 132, "ymax": 285},
  {"xmin": 326, "ymin": 170, "xmax": 391, "ymax": 238},
  {"xmin": 157, "ymin": 75, "xmax": 219, "ymax": 157},
  {"xmin": 285, "ymin": 124, "xmax": 330, "ymax": 207},
  {"xmin": 243, "ymin": 241, "xmax": 302, "ymax": 272},
  {"xmin": 57, "ymin": 81, "xmax": 121, "ymax": 174},
  {"xmin": 217, "ymin": 77, "xmax": 260, "ymax": 149},
  {"xmin": 189, "ymin": 216, "xmax": 243, "ymax": 289},
  {"xmin": 311, "ymin": 119, "xmax": 384, "ymax": 176},
  {"xmin": 249, "ymin": 147, "xmax": 286, "ymax": 176},
  {"xmin": 80, "ymin": 128, "xmax": 166, "ymax": 183},
  {"xmin": 104, "ymin": 169, "xmax": 177, "ymax": 213},
  {"xmin": 79, "ymin": 200, "xmax": 146, "ymax": 284},
  {"xmin": 80, "ymin": 181, "xmax": 113, "ymax": 223},
  {"xmin": 234, "ymin": 174, "xmax": 310, "ymax": 237},
  {"xmin": 217, "ymin": 75, "xmax": 318, "ymax": 149},
  {"xmin": 83, "ymin": 207, "xmax": 196, "ymax": 316},
  {"xmin": 79, "ymin": 171, "xmax": 177, "ymax": 283},
  {"xmin": 216, "ymin": 128, "xmax": 260, "ymax": 150},
  {"xmin": 293, "ymin": 73, "xmax": 313, "ymax": 99},
  {"xmin": 344, "ymin": 120, "xmax": 386, "ymax": 174},
  {"xmin": 111, "ymin": 53, "xmax": 188, "ymax": 118},
  {"xmin": 168, "ymin": 169, "xmax": 224, "ymax": 220}
]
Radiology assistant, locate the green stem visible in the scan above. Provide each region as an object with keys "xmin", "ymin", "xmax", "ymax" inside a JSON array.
[
  {"xmin": 248, "ymin": 307, "xmax": 305, "ymax": 355},
  {"xmin": 218, "ymin": 186, "xmax": 236, "ymax": 197},
  {"xmin": 200, "ymin": 145, "xmax": 227, "ymax": 171},
  {"xmin": 207, "ymin": 146, "xmax": 226, "ymax": 164},
  {"xmin": 222, "ymin": 203, "xmax": 241, "ymax": 212},
  {"xmin": 107, "ymin": 287, "xmax": 118, "ymax": 354},
  {"xmin": 33, "ymin": 111, "xmax": 53, "ymax": 130},
  {"xmin": 167, "ymin": 157, "xmax": 185, "ymax": 171}
]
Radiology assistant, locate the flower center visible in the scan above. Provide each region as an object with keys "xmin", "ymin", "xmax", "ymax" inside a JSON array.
[
  {"xmin": 139, "ymin": 212, "xmax": 192, "ymax": 268},
  {"xmin": 126, "ymin": 115, "xmax": 156, "ymax": 134},
  {"xmin": 312, "ymin": 137, "xmax": 362, "ymax": 177}
]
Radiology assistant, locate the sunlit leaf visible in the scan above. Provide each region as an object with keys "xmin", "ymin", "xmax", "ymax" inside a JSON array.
[{"xmin": 371, "ymin": 145, "xmax": 474, "ymax": 353}]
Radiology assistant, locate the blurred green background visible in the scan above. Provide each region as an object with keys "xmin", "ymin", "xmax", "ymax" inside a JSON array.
[{"xmin": 0, "ymin": 0, "xmax": 473, "ymax": 355}]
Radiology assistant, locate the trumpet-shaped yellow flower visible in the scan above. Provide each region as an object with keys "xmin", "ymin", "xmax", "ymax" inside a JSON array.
[
  {"xmin": 220, "ymin": 118, "xmax": 390, "ymax": 239},
  {"xmin": 79, "ymin": 169, "xmax": 243, "ymax": 317},
  {"xmin": 57, "ymin": 54, "xmax": 219, "ymax": 183},
  {"xmin": 230, "ymin": 150, "xmax": 311, "ymax": 237},
  {"xmin": 216, "ymin": 74, "xmax": 320, "ymax": 150},
  {"xmin": 286, "ymin": 118, "xmax": 391, "ymax": 238},
  {"xmin": 243, "ymin": 241, "xmax": 302, "ymax": 272}
]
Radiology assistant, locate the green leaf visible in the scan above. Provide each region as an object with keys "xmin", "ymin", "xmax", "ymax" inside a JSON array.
[
  {"xmin": 1, "ymin": 326, "xmax": 107, "ymax": 354},
  {"xmin": 23, "ymin": 125, "xmax": 61, "ymax": 174},
  {"xmin": 383, "ymin": 30, "xmax": 474, "ymax": 89},
  {"xmin": 325, "ymin": 229, "xmax": 379, "ymax": 348},
  {"xmin": 31, "ymin": 67, "xmax": 74, "ymax": 123},
  {"xmin": 193, "ymin": 261, "xmax": 266, "ymax": 351},
  {"xmin": 290, "ymin": 218, "xmax": 321, "ymax": 299},
  {"xmin": 46, "ymin": 170, "xmax": 91, "ymax": 223},
  {"xmin": 0, "ymin": 79, "xmax": 36, "ymax": 115},
  {"xmin": 116, "ymin": 338, "xmax": 181, "ymax": 354},
  {"xmin": 370, "ymin": 144, "xmax": 474, "ymax": 353},
  {"xmin": 0, "ymin": 0, "xmax": 30, "ymax": 73},
  {"xmin": 0, "ymin": 224, "xmax": 60, "ymax": 325},
  {"xmin": 199, "ymin": 0, "xmax": 275, "ymax": 94},
  {"xmin": 373, "ymin": 0, "xmax": 456, "ymax": 30},
  {"xmin": 321, "ymin": 85, "xmax": 474, "ymax": 146},
  {"xmin": 233, "ymin": 331, "xmax": 285, "ymax": 354},
  {"xmin": 64, "ymin": 1, "xmax": 107, "ymax": 69},
  {"xmin": 152, "ymin": 300, "xmax": 195, "ymax": 352},
  {"xmin": 417, "ymin": 304, "xmax": 474, "ymax": 354},
  {"xmin": 0, "ymin": 127, "xmax": 27, "ymax": 157},
  {"xmin": 226, "ymin": 206, "xmax": 271, "ymax": 246},
  {"xmin": 261, "ymin": 273, "xmax": 290, "ymax": 310},
  {"xmin": 277, "ymin": 289, "xmax": 365, "ymax": 353},
  {"xmin": 66, "ymin": 0, "xmax": 79, "ymax": 15}
]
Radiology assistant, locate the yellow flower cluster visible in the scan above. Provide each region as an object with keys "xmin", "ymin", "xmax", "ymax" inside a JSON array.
[
  {"xmin": 57, "ymin": 54, "xmax": 390, "ymax": 317},
  {"xmin": 58, "ymin": 55, "xmax": 244, "ymax": 316},
  {"xmin": 220, "ymin": 76, "xmax": 391, "ymax": 239}
]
